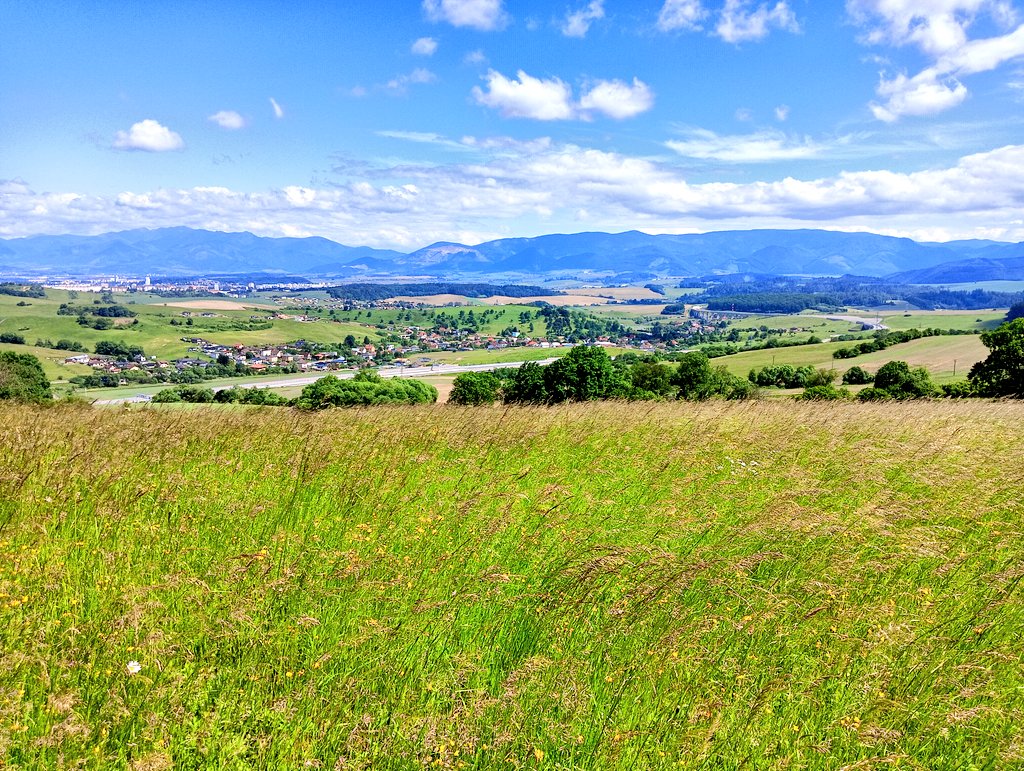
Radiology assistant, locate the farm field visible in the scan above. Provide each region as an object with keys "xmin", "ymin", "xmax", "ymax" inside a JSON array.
[
  {"xmin": 861, "ymin": 309, "xmax": 1007, "ymax": 332},
  {"xmin": 1, "ymin": 401, "xmax": 1022, "ymax": 768},
  {"xmin": 715, "ymin": 335, "xmax": 989, "ymax": 383}
]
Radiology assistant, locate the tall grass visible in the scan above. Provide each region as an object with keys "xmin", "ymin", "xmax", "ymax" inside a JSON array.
[{"xmin": 1, "ymin": 401, "xmax": 1022, "ymax": 769}]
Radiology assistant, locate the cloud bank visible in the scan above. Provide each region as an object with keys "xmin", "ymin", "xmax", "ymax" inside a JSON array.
[{"xmin": 5, "ymin": 139, "xmax": 1024, "ymax": 247}]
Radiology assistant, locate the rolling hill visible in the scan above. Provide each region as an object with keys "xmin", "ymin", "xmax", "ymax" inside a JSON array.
[{"xmin": 1, "ymin": 226, "xmax": 1021, "ymax": 280}]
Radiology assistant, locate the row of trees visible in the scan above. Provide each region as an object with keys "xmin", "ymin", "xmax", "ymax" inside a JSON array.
[
  {"xmin": 832, "ymin": 328, "xmax": 972, "ymax": 360},
  {"xmin": 449, "ymin": 347, "xmax": 756, "ymax": 405}
]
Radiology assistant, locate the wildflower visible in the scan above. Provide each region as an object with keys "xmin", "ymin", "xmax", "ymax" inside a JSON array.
[{"xmin": 126, "ymin": 661, "xmax": 142, "ymax": 674}]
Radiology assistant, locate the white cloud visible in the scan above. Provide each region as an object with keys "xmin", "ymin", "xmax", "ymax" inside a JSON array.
[
  {"xmin": 715, "ymin": 0, "xmax": 799, "ymax": 43},
  {"xmin": 472, "ymin": 70, "xmax": 575, "ymax": 120},
  {"xmin": 579, "ymin": 78, "xmax": 655, "ymax": 119},
  {"xmin": 850, "ymin": 1, "xmax": 1024, "ymax": 120},
  {"xmin": 562, "ymin": 0, "xmax": 605, "ymax": 37},
  {"xmin": 208, "ymin": 110, "xmax": 246, "ymax": 130},
  {"xmin": 464, "ymin": 49, "xmax": 487, "ymax": 65},
  {"xmin": 666, "ymin": 128, "xmax": 826, "ymax": 161},
  {"xmin": 269, "ymin": 98, "xmax": 284, "ymax": 119},
  {"xmin": 871, "ymin": 73, "xmax": 969, "ymax": 121},
  {"xmin": 112, "ymin": 119, "xmax": 184, "ymax": 152},
  {"xmin": 412, "ymin": 36, "xmax": 438, "ymax": 55},
  {"xmin": 774, "ymin": 104, "xmax": 790, "ymax": 121},
  {"xmin": 847, "ymin": 0, "xmax": 1014, "ymax": 56},
  {"xmin": 735, "ymin": 107, "xmax": 753, "ymax": 121},
  {"xmin": 8, "ymin": 141, "xmax": 1024, "ymax": 246},
  {"xmin": 423, "ymin": 0, "xmax": 508, "ymax": 30},
  {"xmin": 473, "ymin": 70, "xmax": 654, "ymax": 120},
  {"xmin": 657, "ymin": 0, "xmax": 707, "ymax": 32},
  {"xmin": 386, "ymin": 68, "xmax": 438, "ymax": 92}
]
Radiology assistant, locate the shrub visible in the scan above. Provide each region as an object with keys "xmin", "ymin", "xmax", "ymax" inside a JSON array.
[
  {"xmin": 873, "ymin": 360, "xmax": 937, "ymax": 399},
  {"xmin": 0, "ymin": 332, "xmax": 26, "ymax": 345},
  {"xmin": 449, "ymin": 372, "xmax": 501, "ymax": 406},
  {"xmin": 297, "ymin": 372, "xmax": 437, "ymax": 409},
  {"xmin": 842, "ymin": 366, "xmax": 873, "ymax": 385},
  {"xmin": 797, "ymin": 384, "xmax": 851, "ymax": 401},
  {"xmin": 0, "ymin": 351, "xmax": 51, "ymax": 402}
]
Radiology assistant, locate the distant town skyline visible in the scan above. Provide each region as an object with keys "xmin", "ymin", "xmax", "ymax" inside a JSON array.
[{"xmin": 2, "ymin": 0, "xmax": 1024, "ymax": 247}]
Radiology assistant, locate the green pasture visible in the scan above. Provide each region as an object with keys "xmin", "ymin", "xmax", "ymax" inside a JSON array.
[{"xmin": 1, "ymin": 401, "xmax": 1022, "ymax": 768}]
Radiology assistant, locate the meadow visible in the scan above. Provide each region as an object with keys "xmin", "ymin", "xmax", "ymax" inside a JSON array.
[{"xmin": 1, "ymin": 400, "xmax": 1022, "ymax": 769}]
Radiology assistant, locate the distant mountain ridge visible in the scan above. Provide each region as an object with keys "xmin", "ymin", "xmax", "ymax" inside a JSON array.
[{"xmin": 1, "ymin": 226, "xmax": 1022, "ymax": 281}]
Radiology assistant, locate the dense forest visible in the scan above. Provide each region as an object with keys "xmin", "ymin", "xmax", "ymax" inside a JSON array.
[{"xmin": 694, "ymin": 277, "xmax": 1024, "ymax": 312}]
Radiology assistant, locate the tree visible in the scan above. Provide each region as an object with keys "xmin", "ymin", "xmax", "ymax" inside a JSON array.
[
  {"xmin": 542, "ymin": 345, "xmax": 626, "ymax": 403},
  {"xmin": 842, "ymin": 366, "xmax": 873, "ymax": 385},
  {"xmin": 0, "ymin": 351, "xmax": 51, "ymax": 402},
  {"xmin": 0, "ymin": 332, "xmax": 26, "ymax": 344},
  {"xmin": 502, "ymin": 361, "xmax": 549, "ymax": 404},
  {"xmin": 344, "ymin": 334, "xmax": 357, "ymax": 348},
  {"xmin": 629, "ymin": 361, "xmax": 675, "ymax": 399},
  {"xmin": 449, "ymin": 371, "xmax": 501, "ymax": 406},
  {"xmin": 95, "ymin": 340, "xmax": 145, "ymax": 359},
  {"xmin": 671, "ymin": 352, "xmax": 714, "ymax": 400},
  {"xmin": 1007, "ymin": 302, "xmax": 1024, "ymax": 323},
  {"xmin": 968, "ymin": 318, "xmax": 1024, "ymax": 397},
  {"xmin": 866, "ymin": 360, "xmax": 936, "ymax": 400}
]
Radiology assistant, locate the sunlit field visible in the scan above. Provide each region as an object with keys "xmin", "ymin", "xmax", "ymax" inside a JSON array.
[{"xmin": 2, "ymin": 401, "xmax": 1023, "ymax": 769}]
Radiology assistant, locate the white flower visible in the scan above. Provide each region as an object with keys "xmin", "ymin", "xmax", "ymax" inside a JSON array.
[{"xmin": 126, "ymin": 660, "xmax": 142, "ymax": 674}]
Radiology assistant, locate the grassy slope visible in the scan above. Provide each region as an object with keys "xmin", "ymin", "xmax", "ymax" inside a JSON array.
[
  {"xmin": 2, "ymin": 402, "xmax": 1023, "ymax": 769},
  {"xmin": 715, "ymin": 336, "xmax": 990, "ymax": 383}
]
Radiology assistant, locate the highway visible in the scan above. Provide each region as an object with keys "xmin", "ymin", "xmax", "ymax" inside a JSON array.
[{"xmin": 92, "ymin": 358, "xmax": 559, "ymax": 405}]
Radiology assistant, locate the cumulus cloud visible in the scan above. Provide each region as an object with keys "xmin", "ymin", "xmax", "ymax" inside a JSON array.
[
  {"xmin": 562, "ymin": 0, "xmax": 605, "ymax": 37},
  {"xmin": 423, "ymin": 0, "xmax": 508, "ymax": 30},
  {"xmin": 657, "ymin": 0, "xmax": 707, "ymax": 32},
  {"xmin": 112, "ymin": 119, "xmax": 184, "ymax": 152},
  {"xmin": 715, "ymin": 0, "xmax": 799, "ymax": 43},
  {"xmin": 850, "ymin": 1, "xmax": 1024, "ymax": 120},
  {"xmin": 871, "ymin": 73, "xmax": 969, "ymax": 121},
  {"xmin": 473, "ymin": 70, "xmax": 654, "ymax": 120},
  {"xmin": 7, "ymin": 140, "xmax": 1024, "ymax": 246},
  {"xmin": 665, "ymin": 128, "xmax": 826, "ymax": 161},
  {"xmin": 579, "ymin": 78, "xmax": 655, "ymax": 119},
  {"xmin": 411, "ymin": 36, "xmax": 438, "ymax": 55},
  {"xmin": 472, "ymin": 70, "xmax": 576, "ymax": 119},
  {"xmin": 269, "ymin": 97, "xmax": 284, "ymax": 119},
  {"xmin": 464, "ymin": 49, "xmax": 487, "ymax": 65},
  {"xmin": 774, "ymin": 104, "xmax": 790, "ymax": 121},
  {"xmin": 208, "ymin": 110, "xmax": 246, "ymax": 130}
]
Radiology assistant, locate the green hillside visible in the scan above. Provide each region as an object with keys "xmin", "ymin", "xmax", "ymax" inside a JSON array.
[{"xmin": 2, "ymin": 401, "xmax": 1022, "ymax": 768}]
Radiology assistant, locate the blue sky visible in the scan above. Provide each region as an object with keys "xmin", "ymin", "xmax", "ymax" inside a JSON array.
[{"xmin": 2, "ymin": 0, "xmax": 1024, "ymax": 248}]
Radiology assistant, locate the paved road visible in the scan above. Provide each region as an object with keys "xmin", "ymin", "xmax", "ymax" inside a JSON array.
[
  {"xmin": 807, "ymin": 313, "xmax": 889, "ymax": 332},
  {"xmin": 92, "ymin": 358, "xmax": 560, "ymax": 405}
]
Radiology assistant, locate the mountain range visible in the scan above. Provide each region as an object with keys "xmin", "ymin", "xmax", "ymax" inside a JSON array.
[{"xmin": 2, "ymin": 226, "xmax": 1023, "ymax": 283}]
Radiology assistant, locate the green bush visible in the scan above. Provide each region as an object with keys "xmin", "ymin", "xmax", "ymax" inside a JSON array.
[
  {"xmin": 842, "ymin": 366, "xmax": 873, "ymax": 385},
  {"xmin": 297, "ymin": 372, "xmax": 437, "ymax": 409},
  {"xmin": 449, "ymin": 372, "xmax": 501, "ymax": 406},
  {"xmin": 0, "ymin": 351, "xmax": 51, "ymax": 402}
]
